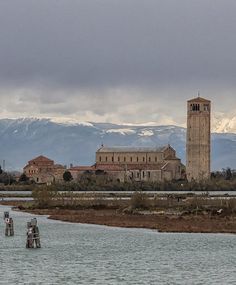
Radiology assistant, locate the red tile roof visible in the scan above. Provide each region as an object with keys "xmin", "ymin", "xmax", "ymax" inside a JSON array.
[
  {"xmin": 95, "ymin": 163, "xmax": 166, "ymax": 171},
  {"xmin": 29, "ymin": 155, "xmax": 54, "ymax": 164},
  {"xmin": 69, "ymin": 166, "xmax": 96, "ymax": 171}
]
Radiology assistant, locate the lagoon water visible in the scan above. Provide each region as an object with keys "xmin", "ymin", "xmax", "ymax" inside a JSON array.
[{"xmin": 0, "ymin": 205, "xmax": 235, "ymax": 285}]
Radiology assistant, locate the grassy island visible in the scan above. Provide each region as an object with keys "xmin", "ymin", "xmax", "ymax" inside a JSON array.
[{"xmin": 1, "ymin": 182, "xmax": 236, "ymax": 234}]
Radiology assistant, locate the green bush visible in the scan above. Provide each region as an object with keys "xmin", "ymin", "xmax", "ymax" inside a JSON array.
[
  {"xmin": 130, "ymin": 191, "xmax": 149, "ymax": 209},
  {"xmin": 32, "ymin": 185, "xmax": 58, "ymax": 208}
]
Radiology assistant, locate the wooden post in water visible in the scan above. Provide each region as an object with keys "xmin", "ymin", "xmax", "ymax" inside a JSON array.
[
  {"xmin": 4, "ymin": 212, "xmax": 14, "ymax": 236},
  {"xmin": 26, "ymin": 218, "xmax": 41, "ymax": 249}
]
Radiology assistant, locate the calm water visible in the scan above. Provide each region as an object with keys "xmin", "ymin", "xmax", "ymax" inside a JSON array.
[{"xmin": 0, "ymin": 205, "xmax": 235, "ymax": 285}]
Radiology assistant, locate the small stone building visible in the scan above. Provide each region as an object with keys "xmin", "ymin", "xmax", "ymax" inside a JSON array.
[
  {"xmin": 94, "ymin": 145, "xmax": 182, "ymax": 182},
  {"xmin": 23, "ymin": 155, "xmax": 66, "ymax": 184}
]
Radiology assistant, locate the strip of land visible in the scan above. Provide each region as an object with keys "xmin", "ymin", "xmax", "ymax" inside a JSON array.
[
  {"xmin": 25, "ymin": 208, "xmax": 236, "ymax": 233},
  {"xmin": 1, "ymin": 199, "xmax": 236, "ymax": 234}
]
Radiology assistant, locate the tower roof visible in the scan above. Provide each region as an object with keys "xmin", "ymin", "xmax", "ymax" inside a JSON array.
[{"xmin": 188, "ymin": 96, "xmax": 211, "ymax": 103}]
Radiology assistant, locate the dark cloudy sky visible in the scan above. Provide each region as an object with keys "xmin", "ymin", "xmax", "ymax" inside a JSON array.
[{"xmin": 0, "ymin": 0, "xmax": 236, "ymax": 132}]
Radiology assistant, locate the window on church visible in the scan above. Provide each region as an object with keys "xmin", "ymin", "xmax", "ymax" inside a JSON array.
[
  {"xmin": 99, "ymin": 156, "xmax": 101, "ymax": 162},
  {"xmin": 137, "ymin": 157, "xmax": 139, "ymax": 162},
  {"xmin": 130, "ymin": 157, "xmax": 132, "ymax": 162},
  {"xmin": 112, "ymin": 157, "xmax": 114, "ymax": 162},
  {"xmin": 155, "ymin": 157, "xmax": 157, "ymax": 162},
  {"xmin": 105, "ymin": 156, "xmax": 108, "ymax": 162},
  {"xmin": 143, "ymin": 157, "xmax": 145, "ymax": 162},
  {"xmin": 118, "ymin": 157, "xmax": 120, "ymax": 162},
  {"xmin": 148, "ymin": 157, "xmax": 151, "ymax": 162},
  {"xmin": 124, "ymin": 157, "xmax": 126, "ymax": 162}
]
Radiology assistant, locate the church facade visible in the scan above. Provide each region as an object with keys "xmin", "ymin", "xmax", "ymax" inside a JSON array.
[{"xmin": 95, "ymin": 145, "xmax": 183, "ymax": 182}]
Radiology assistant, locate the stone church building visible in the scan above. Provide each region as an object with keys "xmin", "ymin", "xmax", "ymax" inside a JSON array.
[
  {"xmin": 94, "ymin": 145, "xmax": 183, "ymax": 182},
  {"xmin": 23, "ymin": 155, "xmax": 66, "ymax": 184}
]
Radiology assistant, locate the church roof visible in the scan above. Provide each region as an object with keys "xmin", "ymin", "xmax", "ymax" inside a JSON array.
[
  {"xmin": 188, "ymin": 96, "xmax": 211, "ymax": 103},
  {"xmin": 97, "ymin": 145, "xmax": 169, "ymax": 153},
  {"xmin": 28, "ymin": 155, "xmax": 54, "ymax": 163}
]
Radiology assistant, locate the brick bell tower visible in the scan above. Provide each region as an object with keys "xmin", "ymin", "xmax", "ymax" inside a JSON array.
[{"xmin": 186, "ymin": 96, "xmax": 211, "ymax": 181}]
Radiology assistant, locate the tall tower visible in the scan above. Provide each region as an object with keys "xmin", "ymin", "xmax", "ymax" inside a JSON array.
[{"xmin": 186, "ymin": 96, "xmax": 211, "ymax": 181}]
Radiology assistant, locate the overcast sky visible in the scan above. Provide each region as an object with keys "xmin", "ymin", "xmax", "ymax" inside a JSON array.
[{"xmin": 0, "ymin": 0, "xmax": 236, "ymax": 131}]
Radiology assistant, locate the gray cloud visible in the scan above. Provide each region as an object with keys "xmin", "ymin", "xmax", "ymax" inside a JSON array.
[{"xmin": 0, "ymin": 1, "xmax": 236, "ymax": 131}]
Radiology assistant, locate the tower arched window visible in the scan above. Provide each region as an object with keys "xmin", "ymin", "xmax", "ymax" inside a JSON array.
[
  {"xmin": 204, "ymin": 104, "xmax": 209, "ymax": 111},
  {"xmin": 192, "ymin": 104, "xmax": 200, "ymax": 111}
]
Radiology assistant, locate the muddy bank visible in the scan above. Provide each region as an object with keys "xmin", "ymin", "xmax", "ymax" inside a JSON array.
[
  {"xmin": 13, "ymin": 207, "xmax": 236, "ymax": 234},
  {"xmin": 1, "ymin": 199, "xmax": 236, "ymax": 234}
]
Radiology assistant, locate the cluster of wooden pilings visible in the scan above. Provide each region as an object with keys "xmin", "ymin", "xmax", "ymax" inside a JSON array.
[
  {"xmin": 26, "ymin": 218, "xmax": 41, "ymax": 248},
  {"xmin": 3, "ymin": 211, "xmax": 41, "ymax": 249}
]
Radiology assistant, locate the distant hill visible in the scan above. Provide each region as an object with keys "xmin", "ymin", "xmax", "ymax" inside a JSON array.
[{"xmin": 0, "ymin": 118, "xmax": 235, "ymax": 171}]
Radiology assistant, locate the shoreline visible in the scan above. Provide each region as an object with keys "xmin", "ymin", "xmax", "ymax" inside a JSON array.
[
  {"xmin": 22, "ymin": 209, "xmax": 236, "ymax": 234},
  {"xmin": 2, "ymin": 204, "xmax": 235, "ymax": 234},
  {"xmin": 1, "ymin": 200, "xmax": 236, "ymax": 234}
]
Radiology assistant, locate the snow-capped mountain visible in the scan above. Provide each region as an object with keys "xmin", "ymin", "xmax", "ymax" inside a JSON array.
[
  {"xmin": 212, "ymin": 113, "xmax": 236, "ymax": 133},
  {"xmin": 0, "ymin": 118, "xmax": 235, "ymax": 171}
]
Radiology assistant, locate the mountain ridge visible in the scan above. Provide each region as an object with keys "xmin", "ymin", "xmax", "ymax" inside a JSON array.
[{"xmin": 0, "ymin": 118, "xmax": 235, "ymax": 171}]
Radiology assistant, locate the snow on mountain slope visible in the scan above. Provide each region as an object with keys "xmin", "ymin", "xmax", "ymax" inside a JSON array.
[
  {"xmin": 213, "ymin": 113, "xmax": 236, "ymax": 133},
  {"xmin": 106, "ymin": 128, "xmax": 136, "ymax": 135},
  {"xmin": 0, "ymin": 118, "xmax": 235, "ymax": 170}
]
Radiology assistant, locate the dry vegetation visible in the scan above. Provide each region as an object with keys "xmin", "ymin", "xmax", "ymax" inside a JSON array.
[
  {"xmin": 2, "ymin": 179, "xmax": 235, "ymax": 233},
  {"xmin": 29, "ymin": 185, "xmax": 236, "ymax": 215},
  {"xmin": 14, "ymin": 189, "xmax": 236, "ymax": 234}
]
